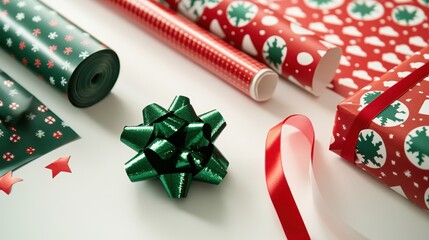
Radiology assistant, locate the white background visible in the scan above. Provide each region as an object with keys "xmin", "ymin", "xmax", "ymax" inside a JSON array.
[{"xmin": 1, "ymin": 1, "xmax": 428, "ymax": 239}]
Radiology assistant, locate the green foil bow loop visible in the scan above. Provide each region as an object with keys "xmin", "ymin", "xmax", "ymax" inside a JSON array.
[{"xmin": 120, "ymin": 96, "xmax": 229, "ymax": 198}]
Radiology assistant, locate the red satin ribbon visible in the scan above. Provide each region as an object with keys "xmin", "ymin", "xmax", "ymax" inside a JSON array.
[
  {"xmin": 265, "ymin": 114, "xmax": 314, "ymax": 240},
  {"xmin": 341, "ymin": 61, "xmax": 429, "ymax": 163},
  {"xmin": 265, "ymin": 62, "xmax": 429, "ymax": 239}
]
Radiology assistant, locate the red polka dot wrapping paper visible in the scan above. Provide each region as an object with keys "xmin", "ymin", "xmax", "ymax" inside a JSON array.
[
  {"xmin": 107, "ymin": 0, "xmax": 279, "ymax": 101},
  {"xmin": 157, "ymin": 0, "xmax": 342, "ymax": 95},
  {"xmin": 265, "ymin": 0, "xmax": 429, "ymax": 97},
  {"xmin": 330, "ymin": 46, "xmax": 429, "ymax": 211}
]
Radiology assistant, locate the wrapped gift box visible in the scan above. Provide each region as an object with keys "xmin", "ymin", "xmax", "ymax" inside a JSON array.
[{"xmin": 330, "ymin": 47, "xmax": 429, "ymax": 210}]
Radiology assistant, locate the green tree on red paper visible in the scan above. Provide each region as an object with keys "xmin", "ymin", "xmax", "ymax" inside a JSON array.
[
  {"xmin": 351, "ymin": 2, "xmax": 376, "ymax": 17},
  {"xmin": 309, "ymin": 0, "xmax": 333, "ymax": 7},
  {"xmin": 188, "ymin": 0, "xmax": 219, "ymax": 8},
  {"xmin": 356, "ymin": 131, "xmax": 383, "ymax": 167},
  {"xmin": 394, "ymin": 7, "xmax": 417, "ymax": 25},
  {"xmin": 227, "ymin": 2, "xmax": 255, "ymax": 27},
  {"xmin": 263, "ymin": 38, "xmax": 286, "ymax": 70},
  {"xmin": 363, "ymin": 92, "xmax": 406, "ymax": 126},
  {"xmin": 406, "ymin": 127, "xmax": 429, "ymax": 166}
]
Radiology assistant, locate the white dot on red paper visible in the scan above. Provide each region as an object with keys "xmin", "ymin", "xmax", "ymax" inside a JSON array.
[
  {"xmin": 217, "ymin": 10, "xmax": 222, "ymax": 15},
  {"xmin": 279, "ymin": 30, "xmax": 283, "ymax": 34},
  {"xmin": 346, "ymin": 18, "xmax": 352, "ymax": 23},
  {"xmin": 385, "ymin": 2, "xmax": 393, "ymax": 8},
  {"xmin": 253, "ymin": 22, "xmax": 257, "ymax": 26},
  {"xmin": 403, "ymin": 30, "xmax": 408, "ymax": 35},
  {"xmin": 350, "ymin": 39, "xmax": 357, "ymax": 44},
  {"xmin": 358, "ymin": 22, "xmax": 363, "ymax": 26},
  {"xmin": 300, "ymin": 37, "xmax": 306, "ymax": 41},
  {"xmin": 380, "ymin": 19, "xmax": 386, "ymax": 24},
  {"xmin": 312, "ymin": 13, "xmax": 319, "ymax": 18},
  {"xmin": 261, "ymin": 15, "xmax": 279, "ymax": 26},
  {"xmin": 423, "ymin": 23, "xmax": 428, "ymax": 28},
  {"xmin": 290, "ymin": 38, "xmax": 294, "ymax": 41},
  {"xmin": 389, "ymin": 40, "xmax": 396, "ymax": 45},
  {"xmin": 295, "ymin": 69, "xmax": 299, "ymax": 73},
  {"xmin": 223, "ymin": 25, "xmax": 227, "ymax": 29},
  {"xmin": 297, "ymin": 52, "xmax": 313, "ymax": 66},
  {"xmin": 335, "ymin": 9, "xmax": 342, "ymax": 14},
  {"xmin": 355, "ymin": 63, "xmax": 360, "ymax": 67},
  {"xmin": 202, "ymin": 16, "xmax": 207, "ymax": 20},
  {"xmin": 231, "ymin": 31, "xmax": 235, "ymax": 35},
  {"xmin": 374, "ymin": 49, "xmax": 381, "ymax": 54},
  {"xmin": 371, "ymin": 27, "xmax": 376, "ymax": 32}
]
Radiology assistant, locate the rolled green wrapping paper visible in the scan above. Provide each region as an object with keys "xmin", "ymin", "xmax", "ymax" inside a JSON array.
[{"xmin": 0, "ymin": 0, "xmax": 120, "ymax": 107}]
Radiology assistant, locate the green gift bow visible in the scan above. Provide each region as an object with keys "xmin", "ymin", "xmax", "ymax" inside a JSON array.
[{"xmin": 120, "ymin": 96, "xmax": 229, "ymax": 198}]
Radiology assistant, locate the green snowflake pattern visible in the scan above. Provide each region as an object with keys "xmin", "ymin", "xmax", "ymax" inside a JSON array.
[
  {"xmin": 406, "ymin": 127, "xmax": 429, "ymax": 166},
  {"xmin": 227, "ymin": 2, "xmax": 255, "ymax": 27},
  {"xmin": 263, "ymin": 38, "xmax": 286, "ymax": 70},
  {"xmin": 351, "ymin": 2, "xmax": 376, "ymax": 17},
  {"xmin": 310, "ymin": 0, "xmax": 334, "ymax": 7},
  {"xmin": 394, "ymin": 7, "xmax": 418, "ymax": 25},
  {"xmin": 422, "ymin": 0, "xmax": 429, "ymax": 5},
  {"xmin": 363, "ymin": 92, "xmax": 406, "ymax": 126},
  {"xmin": 356, "ymin": 131, "xmax": 383, "ymax": 167}
]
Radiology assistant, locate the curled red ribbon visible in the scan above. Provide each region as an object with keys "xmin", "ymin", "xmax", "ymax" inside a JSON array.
[
  {"xmin": 265, "ymin": 114, "xmax": 314, "ymax": 240},
  {"xmin": 265, "ymin": 61, "xmax": 429, "ymax": 239}
]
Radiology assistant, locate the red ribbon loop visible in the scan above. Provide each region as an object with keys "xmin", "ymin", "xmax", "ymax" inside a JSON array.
[{"xmin": 265, "ymin": 114, "xmax": 314, "ymax": 240}]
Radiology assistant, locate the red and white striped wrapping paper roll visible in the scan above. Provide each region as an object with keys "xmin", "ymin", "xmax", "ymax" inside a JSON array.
[
  {"xmin": 157, "ymin": 0, "xmax": 342, "ymax": 95},
  {"xmin": 106, "ymin": 0, "xmax": 278, "ymax": 101}
]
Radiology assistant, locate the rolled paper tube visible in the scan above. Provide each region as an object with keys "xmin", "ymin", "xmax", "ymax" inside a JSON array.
[
  {"xmin": 0, "ymin": 0, "xmax": 120, "ymax": 107},
  {"xmin": 158, "ymin": 0, "xmax": 342, "ymax": 95},
  {"xmin": 106, "ymin": 0, "xmax": 278, "ymax": 101}
]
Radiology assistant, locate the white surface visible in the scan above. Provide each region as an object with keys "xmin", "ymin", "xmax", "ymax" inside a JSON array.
[{"xmin": 1, "ymin": 1, "xmax": 429, "ymax": 239}]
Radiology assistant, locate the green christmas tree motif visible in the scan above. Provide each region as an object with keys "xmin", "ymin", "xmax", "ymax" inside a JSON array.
[
  {"xmin": 421, "ymin": 0, "xmax": 429, "ymax": 5},
  {"xmin": 309, "ymin": 0, "xmax": 334, "ymax": 7},
  {"xmin": 406, "ymin": 127, "xmax": 429, "ymax": 166},
  {"xmin": 188, "ymin": 0, "xmax": 219, "ymax": 8},
  {"xmin": 363, "ymin": 92, "xmax": 406, "ymax": 126},
  {"xmin": 263, "ymin": 38, "xmax": 286, "ymax": 70},
  {"xmin": 227, "ymin": 2, "xmax": 255, "ymax": 27},
  {"xmin": 351, "ymin": 2, "xmax": 376, "ymax": 18},
  {"xmin": 394, "ymin": 7, "xmax": 417, "ymax": 25},
  {"xmin": 356, "ymin": 131, "xmax": 383, "ymax": 167}
]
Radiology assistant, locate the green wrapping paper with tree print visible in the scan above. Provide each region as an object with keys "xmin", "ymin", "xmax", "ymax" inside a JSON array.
[
  {"xmin": 0, "ymin": 69, "xmax": 79, "ymax": 176},
  {"xmin": 0, "ymin": 0, "xmax": 120, "ymax": 107}
]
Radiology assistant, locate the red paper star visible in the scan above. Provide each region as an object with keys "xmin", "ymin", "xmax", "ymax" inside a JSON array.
[
  {"xmin": 0, "ymin": 171, "xmax": 23, "ymax": 195},
  {"xmin": 45, "ymin": 156, "xmax": 72, "ymax": 178}
]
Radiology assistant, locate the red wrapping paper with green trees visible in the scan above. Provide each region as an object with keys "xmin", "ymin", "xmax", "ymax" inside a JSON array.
[
  {"xmin": 264, "ymin": 0, "xmax": 428, "ymax": 97},
  {"xmin": 330, "ymin": 46, "xmax": 429, "ymax": 211},
  {"xmin": 157, "ymin": 0, "xmax": 342, "ymax": 95}
]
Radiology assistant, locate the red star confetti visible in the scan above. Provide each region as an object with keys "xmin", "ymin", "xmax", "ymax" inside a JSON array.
[
  {"xmin": 0, "ymin": 171, "xmax": 23, "ymax": 195},
  {"xmin": 45, "ymin": 155, "xmax": 72, "ymax": 178}
]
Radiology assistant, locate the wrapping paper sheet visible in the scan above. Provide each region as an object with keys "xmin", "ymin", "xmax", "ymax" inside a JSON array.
[
  {"xmin": 158, "ymin": 0, "xmax": 342, "ymax": 95},
  {"xmin": 0, "ymin": 69, "xmax": 78, "ymax": 176},
  {"xmin": 107, "ymin": 0, "xmax": 278, "ymax": 101},
  {"xmin": 330, "ymin": 47, "xmax": 429, "ymax": 211},
  {"xmin": 265, "ymin": 0, "xmax": 429, "ymax": 97},
  {"xmin": 0, "ymin": 0, "xmax": 120, "ymax": 107}
]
